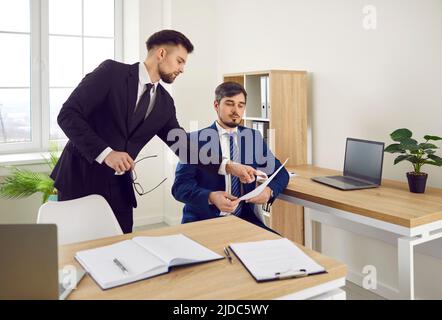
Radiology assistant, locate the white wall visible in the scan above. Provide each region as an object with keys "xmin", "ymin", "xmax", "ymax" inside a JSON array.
[{"xmin": 209, "ymin": 0, "xmax": 442, "ymax": 299}]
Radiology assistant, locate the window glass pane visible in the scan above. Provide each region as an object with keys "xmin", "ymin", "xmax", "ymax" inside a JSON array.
[
  {"xmin": 49, "ymin": 36, "xmax": 82, "ymax": 87},
  {"xmin": 84, "ymin": 38, "xmax": 114, "ymax": 75},
  {"xmin": 0, "ymin": 0, "xmax": 30, "ymax": 33},
  {"xmin": 0, "ymin": 89, "xmax": 31, "ymax": 144},
  {"xmin": 49, "ymin": 0, "xmax": 82, "ymax": 35},
  {"xmin": 84, "ymin": 0, "xmax": 114, "ymax": 37},
  {"xmin": 49, "ymin": 88, "xmax": 72, "ymax": 140},
  {"xmin": 0, "ymin": 34, "xmax": 30, "ymax": 87}
]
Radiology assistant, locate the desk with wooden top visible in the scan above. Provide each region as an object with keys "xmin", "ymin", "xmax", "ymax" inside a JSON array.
[
  {"xmin": 280, "ymin": 165, "xmax": 442, "ymax": 300},
  {"xmin": 59, "ymin": 216, "xmax": 347, "ymax": 300}
]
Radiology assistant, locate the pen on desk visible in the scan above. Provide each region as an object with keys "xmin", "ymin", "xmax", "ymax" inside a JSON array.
[
  {"xmin": 224, "ymin": 247, "xmax": 233, "ymax": 264},
  {"xmin": 113, "ymin": 258, "xmax": 129, "ymax": 274},
  {"xmin": 275, "ymin": 269, "xmax": 307, "ymax": 280}
]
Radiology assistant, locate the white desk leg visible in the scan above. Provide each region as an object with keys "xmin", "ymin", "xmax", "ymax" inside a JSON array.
[
  {"xmin": 398, "ymin": 236, "xmax": 415, "ymax": 300},
  {"xmin": 304, "ymin": 209, "xmax": 314, "ymax": 250},
  {"xmin": 304, "ymin": 209, "xmax": 321, "ymax": 251}
]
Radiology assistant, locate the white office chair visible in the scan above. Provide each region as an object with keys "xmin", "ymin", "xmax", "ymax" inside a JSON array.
[{"xmin": 37, "ymin": 194, "xmax": 123, "ymax": 245}]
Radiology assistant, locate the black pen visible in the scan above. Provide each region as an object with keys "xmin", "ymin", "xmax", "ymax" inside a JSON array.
[
  {"xmin": 224, "ymin": 247, "xmax": 233, "ymax": 264},
  {"xmin": 275, "ymin": 269, "xmax": 307, "ymax": 280},
  {"xmin": 113, "ymin": 258, "xmax": 129, "ymax": 274}
]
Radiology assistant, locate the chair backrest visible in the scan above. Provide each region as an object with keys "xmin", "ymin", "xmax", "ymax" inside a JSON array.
[{"xmin": 37, "ymin": 194, "xmax": 123, "ymax": 245}]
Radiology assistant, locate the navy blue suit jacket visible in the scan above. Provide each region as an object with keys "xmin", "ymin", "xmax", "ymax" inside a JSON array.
[
  {"xmin": 51, "ymin": 60, "xmax": 221, "ymax": 208},
  {"xmin": 172, "ymin": 122, "xmax": 289, "ymax": 223}
]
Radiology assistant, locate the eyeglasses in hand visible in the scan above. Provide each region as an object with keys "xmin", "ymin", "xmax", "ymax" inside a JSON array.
[{"xmin": 131, "ymin": 155, "xmax": 167, "ymax": 196}]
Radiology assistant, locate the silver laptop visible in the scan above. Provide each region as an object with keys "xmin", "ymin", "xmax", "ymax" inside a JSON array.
[
  {"xmin": 312, "ymin": 138, "xmax": 385, "ymax": 190},
  {"xmin": 0, "ymin": 224, "xmax": 85, "ymax": 300}
]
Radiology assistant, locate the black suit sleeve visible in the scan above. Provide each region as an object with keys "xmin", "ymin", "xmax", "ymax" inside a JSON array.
[
  {"xmin": 157, "ymin": 110, "xmax": 221, "ymax": 175},
  {"xmin": 57, "ymin": 60, "xmax": 114, "ymax": 163}
]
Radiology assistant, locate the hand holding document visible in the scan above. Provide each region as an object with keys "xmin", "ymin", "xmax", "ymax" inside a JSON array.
[
  {"xmin": 255, "ymin": 170, "xmax": 269, "ymax": 182},
  {"xmin": 239, "ymin": 159, "xmax": 289, "ymax": 201}
]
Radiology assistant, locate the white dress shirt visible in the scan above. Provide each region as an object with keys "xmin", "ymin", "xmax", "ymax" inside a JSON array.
[
  {"xmin": 215, "ymin": 121, "xmax": 239, "ymax": 194},
  {"xmin": 95, "ymin": 62, "xmax": 159, "ymax": 164}
]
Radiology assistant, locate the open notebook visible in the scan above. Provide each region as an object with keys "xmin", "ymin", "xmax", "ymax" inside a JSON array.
[
  {"xmin": 229, "ymin": 238, "xmax": 326, "ymax": 282},
  {"xmin": 75, "ymin": 234, "xmax": 223, "ymax": 289}
]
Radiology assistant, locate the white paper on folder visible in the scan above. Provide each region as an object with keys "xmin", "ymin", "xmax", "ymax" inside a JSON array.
[{"xmin": 239, "ymin": 158, "xmax": 288, "ymax": 201}]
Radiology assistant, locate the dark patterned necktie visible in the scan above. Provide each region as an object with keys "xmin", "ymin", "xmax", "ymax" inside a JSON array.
[
  {"xmin": 229, "ymin": 133, "xmax": 242, "ymax": 216},
  {"xmin": 129, "ymin": 83, "xmax": 153, "ymax": 133}
]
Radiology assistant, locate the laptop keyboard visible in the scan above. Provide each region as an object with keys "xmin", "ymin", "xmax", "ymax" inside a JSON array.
[{"xmin": 328, "ymin": 176, "xmax": 371, "ymax": 186}]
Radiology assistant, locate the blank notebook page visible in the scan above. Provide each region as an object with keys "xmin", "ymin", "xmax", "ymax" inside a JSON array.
[
  {"xmin": 76, "ymin": 240, "xmax": 166, "ymax": 286},
  {"xmin": 133, "ymin": 234, "xmax": 222, "ymax": 266}
]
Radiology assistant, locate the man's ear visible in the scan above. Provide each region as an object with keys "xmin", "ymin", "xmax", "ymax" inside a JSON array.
[
  {"xmin": 214, "ymin": 100, "xmax": 219, "ymax": 112},
  {"xmin": 157, "ymin": 47, "xmax": 167, "ymax": 61}
]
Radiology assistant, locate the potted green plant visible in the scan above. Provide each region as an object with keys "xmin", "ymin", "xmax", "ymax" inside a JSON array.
[
  {"xmin": 385, "ymin": 128, "xmax": 442, "ymax": 193},
  {"xmin": 0, "ymin": 148, "xmax": 59, "ymax": 203}
]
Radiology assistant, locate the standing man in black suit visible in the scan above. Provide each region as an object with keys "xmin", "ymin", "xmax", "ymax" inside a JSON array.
[{"xmin": 51, "ymin": 30, "xmax": 257, "ymax": 233}]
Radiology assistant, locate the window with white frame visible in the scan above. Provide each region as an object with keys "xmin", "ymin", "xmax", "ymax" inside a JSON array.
[
  {"xmin": 0, "ymin": 0, "xmax": 31, "ymax": 146},
  {"xmin": 0, "ymin": 0, "xmax": 122, "ymax": 154}
]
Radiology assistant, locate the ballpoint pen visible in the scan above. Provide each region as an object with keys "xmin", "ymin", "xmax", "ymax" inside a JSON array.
[
  {"xmin": 275, "ymin": 269, "xmax": 307, "ymax": 280},
  {"xmin": 224, "ymin": 247, "xmax": 233, "ymax": 264},
  {"xmin": 113, "ymin": 258, "xmax": 129, "ymax": 274}
]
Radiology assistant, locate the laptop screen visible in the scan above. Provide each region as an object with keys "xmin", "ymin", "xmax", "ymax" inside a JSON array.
[{"xmin": 343, "ymin": 138, "xmax": 385, "ymax": 184}]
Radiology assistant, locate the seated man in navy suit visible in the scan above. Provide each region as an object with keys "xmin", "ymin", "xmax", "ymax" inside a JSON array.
[{"xmin": 172, "ymin": 82, "xmax": 289, "ymax": 230}]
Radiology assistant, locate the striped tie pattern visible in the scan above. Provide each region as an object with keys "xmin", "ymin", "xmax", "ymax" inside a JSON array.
[{"xmin": 229, "ymin": 133, "xmax": 242, "ymax": 216}]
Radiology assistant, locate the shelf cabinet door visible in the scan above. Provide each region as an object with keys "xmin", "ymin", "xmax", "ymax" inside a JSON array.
[
  {"xmin": 268, "ymin": 71, "xmax": 308, "ymax": 166},
  {"xmin": 271, "ymin": 199, "xmax": 304, "ymax": 245}
]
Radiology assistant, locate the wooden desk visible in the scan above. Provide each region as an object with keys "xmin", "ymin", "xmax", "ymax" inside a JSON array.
[
  {"xmin": 281, "ymin": 165, "xmax": 442, "ymax": 300},
  {"xmin": 60, "ymin": 216, "xmax": 347, "ymax": 300}
]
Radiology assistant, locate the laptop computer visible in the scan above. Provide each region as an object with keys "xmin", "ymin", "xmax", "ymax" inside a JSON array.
[
  {"xmin": 0, "ymin": 224, "xmax": 85, "ymax": 300},
  {"xmin": 311, "ymin": 138, "xmax": 385, "ymax": 190}
]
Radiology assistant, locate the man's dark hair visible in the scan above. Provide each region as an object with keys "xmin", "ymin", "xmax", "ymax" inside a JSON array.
[
  {"xmin": 146, "ymin": 30, "xmax": 194, "ymax": 53},
  {"xmin": 215, "ymin": 82, "xmax": 247, "ymax": 103}
]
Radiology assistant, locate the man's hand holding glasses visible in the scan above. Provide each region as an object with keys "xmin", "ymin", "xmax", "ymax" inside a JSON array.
[
  {"xmin": 104, "ymin": 151, "xmax": 135, "ymax": 174},
  {"xmin": 105, "ymin": 153, "xmax": 167, "ymax": 195}
]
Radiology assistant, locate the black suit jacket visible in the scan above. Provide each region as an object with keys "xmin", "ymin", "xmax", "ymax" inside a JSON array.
[{"xmin": 51, "ymin": 60, "xmax": 220, "ymax": 208}]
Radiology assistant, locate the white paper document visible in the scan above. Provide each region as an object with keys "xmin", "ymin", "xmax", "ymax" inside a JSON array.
[
  {"xmin": 229, "ymin": 238, "xmax": 326, "ymax": 282},
  {"xmin": 239, "ymin": 158, "xmax": 289, "ymax": 201}
]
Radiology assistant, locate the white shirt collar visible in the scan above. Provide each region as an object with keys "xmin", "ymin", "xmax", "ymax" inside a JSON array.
[
  {"xmin": 139, "ymin": 62, "xmax": 159, "ymax": 90},
  {"xmin": 215, "ymin": 121, "xmax": 238, "ymax": 137}
]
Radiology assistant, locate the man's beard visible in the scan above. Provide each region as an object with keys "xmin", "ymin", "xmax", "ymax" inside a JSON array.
[
  {"xmin": 221, "ymin": 116, "xmax": 240, "ymax": 128},
  {"xmin": 159, "ymin": 68, "xmax": 176, "ymax": 84}
]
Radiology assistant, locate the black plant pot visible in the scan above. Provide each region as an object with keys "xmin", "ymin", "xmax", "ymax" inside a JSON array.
[{"xmin": 406, "ymin": 172, "xmax": 428, "ymax": 193}]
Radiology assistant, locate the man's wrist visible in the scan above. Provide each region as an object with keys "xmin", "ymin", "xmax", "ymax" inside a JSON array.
[
  {"xmin": 225, "ymin": 160, "xmax": 232, "ymax": 174},
  {"xmin": 219, "ymin": 159, "xmax": 230, "ymax": 175},
  {"xmin": 267, "ymin": 187, "xmax": 274, "ymax": 200},
  {"xmin": 96, "ymin": 147, "xmax": 113, "ymax": 164}
]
